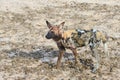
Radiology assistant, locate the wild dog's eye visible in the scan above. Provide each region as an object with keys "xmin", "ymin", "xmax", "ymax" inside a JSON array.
[{"xmin": 51, "ymin": 31, "xmax": 54, "ymax": 34}]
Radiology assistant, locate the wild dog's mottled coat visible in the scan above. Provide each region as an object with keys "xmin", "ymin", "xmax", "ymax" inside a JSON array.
[{"xmin": 45, "ymin": 21, "xmax": 109, "ymax": 73}]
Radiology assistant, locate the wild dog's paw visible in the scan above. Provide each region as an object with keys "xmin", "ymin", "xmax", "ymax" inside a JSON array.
[{"xmin": 91, "ymin": 67, "xmax": 97, "ymax": 73}]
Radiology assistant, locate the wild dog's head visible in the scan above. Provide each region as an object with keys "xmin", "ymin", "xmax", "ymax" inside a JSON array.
[{"xmin": 45, "ymin": 21, "xmax": 65, "ymax": 41}]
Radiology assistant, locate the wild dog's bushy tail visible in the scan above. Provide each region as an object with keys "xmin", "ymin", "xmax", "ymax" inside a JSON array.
[
  {"xmin": 103, "ymin": 42, "xmax": 109, "ymax": 58},
  {"xmin": 107, "ymin": 35, "xmax": 120, "ymax": 41}
]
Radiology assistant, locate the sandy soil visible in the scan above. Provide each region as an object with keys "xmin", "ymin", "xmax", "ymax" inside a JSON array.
[{"xmin": 0, "ymin": 0, "xmax": 120, "ymax": 80}]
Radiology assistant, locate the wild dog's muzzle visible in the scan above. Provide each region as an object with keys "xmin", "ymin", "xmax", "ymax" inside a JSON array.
[
  {"xmin": 45, "ymin": 34, "xmax": 52, "ymax": 39},
  {"xmin": 45, "ymin": 32, "xmax": 53, "ymax": 39},
  {"xmin": 46, "ymin": 31, "xmax": 56, "ymax": 39}
]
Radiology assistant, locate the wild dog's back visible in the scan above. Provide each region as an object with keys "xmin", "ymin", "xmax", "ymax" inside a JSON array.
[{"xmin": 62, "ymin": 30, "xmax": 76, "ymax": 40}]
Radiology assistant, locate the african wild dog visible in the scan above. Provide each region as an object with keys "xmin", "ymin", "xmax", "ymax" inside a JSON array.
[{"xmin": 45, "ymin": 20, "xmax": 109, "ymax": 73}]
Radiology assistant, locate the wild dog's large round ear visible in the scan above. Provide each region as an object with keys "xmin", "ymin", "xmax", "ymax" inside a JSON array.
[
  {"xmin": 46, "ymin": 20, "xmax": 52, "ymax": 28},
  {"xmin": 58, "ymin": 22, "xmax": 65, "ymax": 30}
]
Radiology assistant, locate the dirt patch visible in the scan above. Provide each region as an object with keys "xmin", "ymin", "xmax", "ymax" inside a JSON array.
[{"xmin": 0, "ymin": 0, "xmax": 120, "ymax": 80}]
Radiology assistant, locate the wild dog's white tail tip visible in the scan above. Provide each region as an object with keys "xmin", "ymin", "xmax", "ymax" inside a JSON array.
[{"xmin": 104, "ymin": 42, "xmax": 109, "ymax": 59}]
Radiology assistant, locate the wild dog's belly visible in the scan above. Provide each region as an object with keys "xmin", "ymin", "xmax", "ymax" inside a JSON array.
[
  {"xmin": 71, "ymin": 32, "xmax": 90, "ymax": 48},
  {"xmin": 61, "ymin": 35, "xmax": 87, "ymax": 49}
]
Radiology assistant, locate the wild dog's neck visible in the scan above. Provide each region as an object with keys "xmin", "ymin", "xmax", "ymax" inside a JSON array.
[
  {"xmin": 53, "ymin": 37, "xmax": 62, "ymax": 41},
  {"xmin": 53, "ymin": 32, "xmax": 63, "ymax": 42},
  {"xmin": 53, "ymin": 30, "xmax": 74, "ymax": 42}
]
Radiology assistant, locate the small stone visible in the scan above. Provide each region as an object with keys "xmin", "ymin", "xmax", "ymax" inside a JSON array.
[
  {"xmin": 50, "ymin": 57, "xmax": 58, "ymax": 64},
  {"xmin": 8, "ymin": 52, "xmax": 17, "ymax": 58},
  {"xmin": 40, "ymin": 57, "xmax": 50, "ymax": 63}
]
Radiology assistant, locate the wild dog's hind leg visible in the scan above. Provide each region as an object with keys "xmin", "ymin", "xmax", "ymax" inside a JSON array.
[
  {"xmin": 90, "ymin": 45, "xmax": 100, "ymax": 73},
  {"xmin": 71, "ymin": 48, "xmax": 80, "ymax": 65}
]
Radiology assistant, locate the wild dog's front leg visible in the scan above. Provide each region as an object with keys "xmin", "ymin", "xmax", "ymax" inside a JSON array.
[
  {"xmin": 56, "ymin": 42, "xmax": 65, "ymax": 69},
  {"xmin": 56, "ymin": 50, "xmax": 65, "ymax": 69}
]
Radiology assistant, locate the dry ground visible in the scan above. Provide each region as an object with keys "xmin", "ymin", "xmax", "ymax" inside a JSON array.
[{"xmin": 0, "ymin": 0, "xmax": 120, "ymax": 80}]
